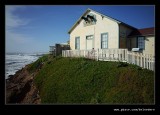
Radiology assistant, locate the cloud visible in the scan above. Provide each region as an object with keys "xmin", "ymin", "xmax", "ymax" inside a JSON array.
[
  {"xmin": 6, "ymin": 29, "xmax": 35, "ymax": 53},
  {"xmin": 6, "ymin": 30, "xmax": 32, "ymax": 44},
  {"xmin": 5, "ymin": 5, "xmax": 48, "ymax": 53},
  {"xmin": 5, "ymin": 5, "xmax": 34, "ymax": 52},
  {"xmin": 5, "ymin": 5, "xmax": 30, "ymax": 29}
]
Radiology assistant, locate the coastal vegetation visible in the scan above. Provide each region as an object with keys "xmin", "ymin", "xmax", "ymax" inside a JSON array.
[{"xmin": 27, "ymin": 55, "xmax": 154, "ymax": 104}]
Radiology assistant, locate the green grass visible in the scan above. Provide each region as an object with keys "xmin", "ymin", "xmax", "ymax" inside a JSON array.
[{"xmin": 28, "ymin": 55, "xmax": 154, "ymax": 104}]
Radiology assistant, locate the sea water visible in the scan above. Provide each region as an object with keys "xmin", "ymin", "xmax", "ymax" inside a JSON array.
[{"xmin": 5, "ymin": 52, "xmax": 46, "ymax": 79}]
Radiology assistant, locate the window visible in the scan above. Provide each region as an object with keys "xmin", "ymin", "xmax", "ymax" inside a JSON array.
[
  {"xmin": 101, "ymin": 33, "xmax": 108, "ymax": 49},
  {"xmin": 86, "ymin": 35, "xmax": 93, "ymax": 40},
  {"xmin": 75, "ymin": 37, "xmax": 80, "ymax": 49},
  {"xmin": 137, "ymin": 36, "xmax": 145, "ymax": 49}
]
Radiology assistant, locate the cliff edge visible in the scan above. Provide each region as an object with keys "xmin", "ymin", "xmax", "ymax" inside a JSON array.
[{"xmin": 6, "ymin": 65, "xmax": 41, "ymax": 104}]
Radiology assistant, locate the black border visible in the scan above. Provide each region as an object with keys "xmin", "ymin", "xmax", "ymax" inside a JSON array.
[
  {"xmin": 1, "ymin": 2, "xmax": 5, "ymax": 112},
  {"xmin": 1, "ymin": 0, "xmax": 159, "ymax": 5},
  {"xmin": 1, "ymin": 0, "xmax": 159, "ymax": 112},
  {"xmin": 155, "ymin": 2, "xmax": 160, "ymax": 110}
]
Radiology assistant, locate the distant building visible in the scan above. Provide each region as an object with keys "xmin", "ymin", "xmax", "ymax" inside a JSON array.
[
  {"xmin": 49, "ymin": 43, "xmax": 70, "ymax": 56},
  {"xmin": 49, "ymin": 46, "xmax": 56, "ymax": 55}
]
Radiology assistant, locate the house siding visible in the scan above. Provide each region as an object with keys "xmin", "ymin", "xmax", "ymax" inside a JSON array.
[
  {"xmin": 70, "ymin": 11, "xmax": 119, "ymax": 50},
  {"xmin": 143, "ymin": 36, "xmax": 154, "ymax": 56}
]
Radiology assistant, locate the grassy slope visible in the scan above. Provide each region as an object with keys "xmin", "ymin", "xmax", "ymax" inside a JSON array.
[{"xmin": 28, "ymin": 55, "xmax": 154, "ymax": 104}]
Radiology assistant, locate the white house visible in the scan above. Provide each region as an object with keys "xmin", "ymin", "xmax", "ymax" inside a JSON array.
[{"xmin": 68, "ymin": 8, "xmax": 155, "ymax": 56}]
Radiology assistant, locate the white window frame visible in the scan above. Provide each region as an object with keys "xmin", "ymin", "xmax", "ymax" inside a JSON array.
[
  {"xmin": 101, "ymin": 33, "xmax": 108, "ymax": 49},
  {"xmin": 75, "ymin": 37, "xmax": 80, "ymax": 50}
]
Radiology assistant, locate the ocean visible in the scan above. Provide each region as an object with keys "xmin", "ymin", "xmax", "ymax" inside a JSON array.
[{"xmin": 5, "ymin": 52, "xmax": 47, "ymax": 79}]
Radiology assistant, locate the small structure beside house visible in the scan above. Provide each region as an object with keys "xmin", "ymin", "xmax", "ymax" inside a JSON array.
[
  {"xmin": 49, "ymin": 46, "xmax": 56, "ymax": 55},
  {"xmin": 50, "ymin": 43, "xmax": 70, "ymax": 56},
  {"xmin": 128, "ymin": 27, "xmax": 155, "ymax": 56}
]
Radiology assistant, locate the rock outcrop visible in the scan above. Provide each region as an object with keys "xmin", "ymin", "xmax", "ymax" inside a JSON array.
[{"xmin": 6, "ymin": 65, "xmax": 41, "ymax": 104}]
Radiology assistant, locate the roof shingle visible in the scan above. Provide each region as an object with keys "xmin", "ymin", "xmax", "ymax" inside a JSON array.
[{"xmin": 128, "ymin": 27, "xmax": 155, "ymax": 37}]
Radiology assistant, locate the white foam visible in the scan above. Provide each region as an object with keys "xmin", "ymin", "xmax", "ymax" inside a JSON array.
[{"xmin": 5, "ymin": 53, "xmax": 41, "ymax": 79}]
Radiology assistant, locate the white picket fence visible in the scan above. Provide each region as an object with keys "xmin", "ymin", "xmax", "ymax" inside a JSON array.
[{"xmin": 62, "ymin": 49, "xmax": 154, "ymax": 71}]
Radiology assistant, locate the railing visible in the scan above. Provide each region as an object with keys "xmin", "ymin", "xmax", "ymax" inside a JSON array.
[
  {"xmin": 127, "ymin": 51, "xmax": 154, "ymax": 71},
  {"xmin": 62, "ymin": 49, "xmax": 96, "ymax": 59},
  {"xmin": 97, "ymin": 49, "xmax": 127, "ymax": 62},
  {"xmin": 62, "ymin": 49, "xmax": 154, "ymax": 71}
]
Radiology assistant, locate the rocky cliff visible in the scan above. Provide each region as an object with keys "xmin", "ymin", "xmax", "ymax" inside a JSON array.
[{"xmin": 6, "ymin": 65, "xmax": 41, "ymax": 104}]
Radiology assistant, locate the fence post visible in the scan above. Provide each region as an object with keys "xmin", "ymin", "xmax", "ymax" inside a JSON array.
[
  {"xmin": 124, "ymin": 49, "xmax": 126, "ymax": 61},
  {"xmin": 126, "ymin": 50, "xmax": 128, "ymax": 63},
  {"xmin": 148, "ymin": 54, "xmax": 151, "ymax": 70},
  {"xmin": 97, "ymin": 49, "xmax": 99, "ymax": 61},
  {"xmin": 111, "ymin": 49, "xmax": 113, "ymax": 61},
  {"xmin": 147, "ymin": 55, "xmax": 149, "ymax": 69},
  {"xmin": 132, "ymin": 52, "xmax": 134, "ymax": 64},
  {"xmin": 137, "ymin": 53, "xmax": 139, "ymax": 66},
  {"xmin": 122, "ymin": 49, "xmax": 124, "ymax": 61},
  {"xmin": 101, "ymin": 49, "xmax": 103, "ymax": 59},
  {"xmin": 140, "ymin": 53, "xmax": 142, "ymax": 68},
  {"xmin": 135, "ymin": 52, "xmax": 137, "ymax": 65},
  {"xmin": 144, "ymin": 54, "xmax": 146, "ymax": 69},
  {"xmin": 120, "ymin": 49, "xmax": 122, "ymax": 61},
  {"xmin": 113, "ymin": 49, "xmax": 114, "ymax": 60},
  {"xmin": 125, "ymin": 49, "xmax": 127, "ymax": 62},
  {"xmin": 64, "ymin": 50, "xmax": 65, "ymax": 57},
  {"xmin": 66, "ymin": 50, "xmax": 67, "ymax": 57},
  {"xmin": 146, "ymin": 54, "xmax": 148, "ymax": 69},
  {"xmin": 153, "ymin": 56, "xmax": 155, "ymax": 71},
  {"xmin": 69, "ymin": 50, "xmax": 70, "ymax": 57}
]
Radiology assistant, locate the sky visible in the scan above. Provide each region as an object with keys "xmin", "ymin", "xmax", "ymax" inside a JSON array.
[{"xmin": 5, "ymin": 5, "xmax": 155, "ymax": 53}]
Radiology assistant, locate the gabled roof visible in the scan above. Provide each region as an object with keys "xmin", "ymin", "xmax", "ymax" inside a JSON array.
[
  {"xmin": 68, "ymin": 8, "xmax": 136, "ymax": 34},
  {"xmin": 128, "ymin": 27, "xmax": 155, "ymax": 37}
]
